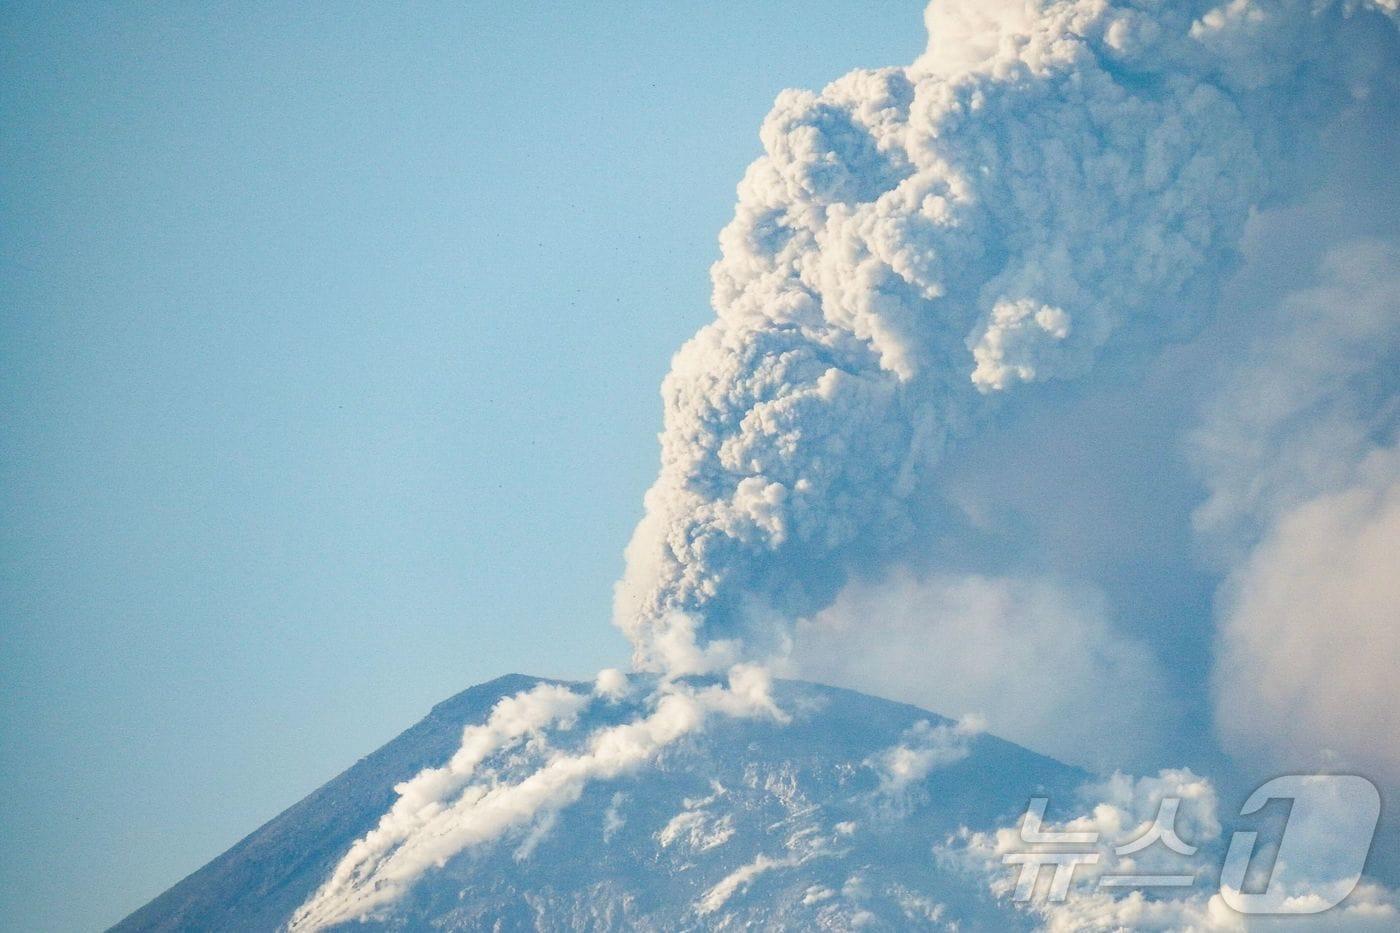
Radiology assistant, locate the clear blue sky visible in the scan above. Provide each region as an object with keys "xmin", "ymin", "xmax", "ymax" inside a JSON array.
[{"xmin": 0, "ymin": 2, "xmax": 925, "ymax": 929}]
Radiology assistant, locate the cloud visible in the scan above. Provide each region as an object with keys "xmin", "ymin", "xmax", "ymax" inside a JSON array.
[
  {"xmin": 791, "ymin": 570, "xmax": 1173, "ymax": 771},
  {"xmin": 290, "ymin": 666, "xmax": 785, "ymax": 931},
  {"xmin": 1213, "ymin": 445, "xmax": 1400, "ymax": 782},
  {"xmin": 308, "ymin": 681, "xmax": 588, "ymax": 896},
  {"xmin": 865, "ymin": 715, "xmax": 983, "ymax": 797},
  {"xmin": 613, "ymin": 0, "xmax": 1399, "ymax": 676},
  {"xmin": 287, "ymin": 681, "xmax": 588, "ymax": 928},
  {"xmin": 1187, "ymin": 240, "xmax": 1400, "ymax": 784},
  {"xmin": 1191, "ymin": 241, "xmax": 1400, "ymax": 561},
  {"xmin": 593, "ymin": 667, "xmax": 630, "ymax": 701}
]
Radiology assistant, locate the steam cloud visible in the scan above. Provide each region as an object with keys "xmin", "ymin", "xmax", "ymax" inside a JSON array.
[
  {"xmin": 294, "ymin": 2, "xmax": 1399, "ymax": 927},
  {"xmin": 291, "ymin": 666, "xmax": 784, "ymax": 930},
  {"xmin": 790, "ymin": 571, "xmax": 1173, "ymax": 771},
  {"xmin": 614, "ymin": 0, "xmax": 1396, "ymax": 674},
  {"xmin": 1195, "ymin": 240, "xmax": 1400, "ymax": 784}
]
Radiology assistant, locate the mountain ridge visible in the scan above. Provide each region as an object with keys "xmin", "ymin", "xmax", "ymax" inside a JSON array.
[{"xmin": 111, "ymin": 674, "xmax": 1083, "ymax": 932}]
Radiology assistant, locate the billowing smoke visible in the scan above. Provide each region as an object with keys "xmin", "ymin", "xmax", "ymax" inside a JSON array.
[
  {"xmin": 290, "ymin": 681, "xmax": 589, "ymax": 928},
  {"xmin": 789, "ymin": 571, "xmax": 1173, "ymax": 771},
  {"xmin": 293, "ymin": 2, "xmax": 1399, "ymax": 927},
  {"xmin": 615, "ymin": 0, "xmax": 1396, "ymax": 673},
  {"xmin": 1194, "ymin": 240, "xmax": 1400, "ymax": 784},
  {"xmin": 290, "ymin": 666, "xmax": 785, "ymax": 930}
]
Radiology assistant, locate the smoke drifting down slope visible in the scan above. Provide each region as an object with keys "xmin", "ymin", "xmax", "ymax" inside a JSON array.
[{"xmin": 291, "ymin": 2, "xmax": 1400, "ymax": 928}]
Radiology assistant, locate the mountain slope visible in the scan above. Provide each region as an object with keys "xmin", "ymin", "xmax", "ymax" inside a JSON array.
[{"xmin": 111, "ymin": 675, "xmax": 1084, "ymax": 931}]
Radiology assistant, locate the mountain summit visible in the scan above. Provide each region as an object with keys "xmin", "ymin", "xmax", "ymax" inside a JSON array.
[{"xmin": 112, "ymin": 675, "xmax": 1084, "ymax": 931}]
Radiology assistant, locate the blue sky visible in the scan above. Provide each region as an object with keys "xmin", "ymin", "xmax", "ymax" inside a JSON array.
[{"xmin": 0, "ymin": 3, "xmax": 926, "ymax": 929}]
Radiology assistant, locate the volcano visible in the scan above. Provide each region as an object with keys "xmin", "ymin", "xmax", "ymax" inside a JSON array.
[{"xmin": 111, "ymin": 675, "xmax": 1085, "ymax": 931}]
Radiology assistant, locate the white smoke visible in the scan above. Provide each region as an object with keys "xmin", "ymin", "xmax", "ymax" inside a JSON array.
[
  {"xmin": 328, "ymin": 683, "xmax": 586, "ymax": 878},
  {"xmin": 1193, "ymin": 240, "xmax": 1400, "ymax": 784},
  {"xmin": 790, "ymin": 571, "xmax": 1173, "ymax": 771},
  {"xmin": 614, "ymin": 0, "xmax": 1398, "ymax": 674},
  {"xmin": 866, "ymin": 714, "xmax": 983, "ymax": 797},
  {"xmin": 290, "ymin": 665, "xmax": 785, "ymax": 930}
]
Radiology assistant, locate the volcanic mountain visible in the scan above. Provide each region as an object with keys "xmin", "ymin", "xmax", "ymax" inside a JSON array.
[{"xmin": 111, "ymin": 675, "xmax": 1085, "ymax": 931}]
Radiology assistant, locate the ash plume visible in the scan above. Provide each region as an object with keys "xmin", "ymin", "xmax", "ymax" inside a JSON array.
[{"xmin": 615, "ymin": 0, "xmax": 1398, "ymax": 673}]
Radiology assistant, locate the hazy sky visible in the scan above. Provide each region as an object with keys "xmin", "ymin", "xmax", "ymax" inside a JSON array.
[{"xmin": 0, "ymin": 3, "xmax": 925, "ymax": 929}]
